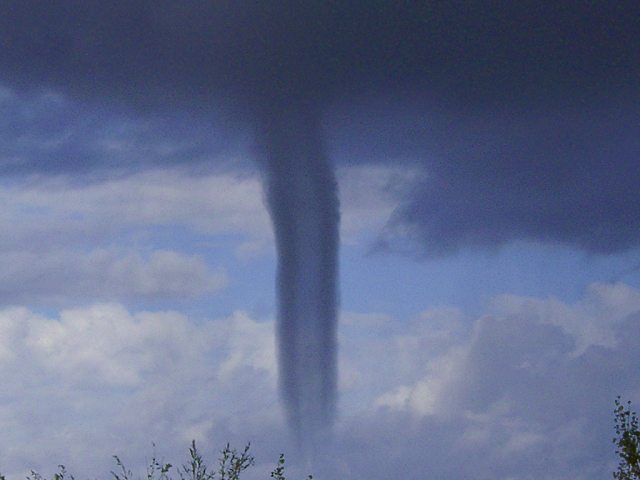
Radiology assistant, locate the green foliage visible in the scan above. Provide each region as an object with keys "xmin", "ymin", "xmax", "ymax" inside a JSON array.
[
  {"xmin": 177, "ymin": 441, "xmax": 214, "ymax": 480},
  {"xmin": 269, "ymin": 454, "xmax": 287, "ymax": 480},
  {"xmin": 269, "ymin": 454, "xmax": 311, "ymax": 480},
  {"xmin": 28, "ymin": 465, "xmax": 74, "ymax": 480},
  {"xmin": 216, "ymin": 443, "xmax": 254, "ymax": 480},
  {"xmin": 0, "ymin": 442, "xmax": 309, "ymax": 480},
  {"xmin": 111, "ymin": 453, "xmax": 134, "ymax": 480},
  {"xmin": 111, "ymin": 444, "xmax": 172, "ymax": 480},
  {"xmin": 614, "ymin": 396, "xmax": 640, "ymax": 479}
]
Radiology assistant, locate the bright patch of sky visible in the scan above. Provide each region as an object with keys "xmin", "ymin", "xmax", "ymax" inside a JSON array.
[{"xmin": 3, "ymin": 160, "xmax": 638, "ymax": 320}]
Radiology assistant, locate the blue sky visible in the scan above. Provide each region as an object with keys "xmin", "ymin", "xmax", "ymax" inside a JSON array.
[{"xmin": 1, "ymin": 3, "xmax": 640, "ymax": 479}]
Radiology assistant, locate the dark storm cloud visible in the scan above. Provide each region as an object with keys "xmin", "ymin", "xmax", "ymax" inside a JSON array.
[
  {"xmin": 1, "ymin": 1, "xmax": 638, "ymax": 254},
  {"xmin": 369, "ymin": 102, "xmax": 640, "ymax": 256},
  {"xmin": 0, "ymin": 87, "xmax": 243, "ymax": 175},
  {"xmin": 1, "ymin": 1, "xmax": 637, "ymax": 108}
]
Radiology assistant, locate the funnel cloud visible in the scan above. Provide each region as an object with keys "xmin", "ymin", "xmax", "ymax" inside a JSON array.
[{"xmin": 258, "ymin": 100, "xmax": 339, "ymax": 451}]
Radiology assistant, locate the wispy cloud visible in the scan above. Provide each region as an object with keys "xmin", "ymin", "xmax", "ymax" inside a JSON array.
[{"xmin": 0, "ymin": 249, "xmax": 226, "ymax": 304}]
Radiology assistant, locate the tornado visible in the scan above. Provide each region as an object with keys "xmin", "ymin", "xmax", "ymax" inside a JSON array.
[
  {"xmin": 257, "ymin": 100, "xmax": 339, "ymax": 453},
  {"xmin": 2, "ymin": 0, "xmax": 632, "ymax": 463}
]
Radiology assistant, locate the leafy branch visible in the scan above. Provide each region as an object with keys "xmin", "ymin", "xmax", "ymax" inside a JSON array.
[
  {"xmin": 1, "ymin": 442, "xmax": 310, "ymax": 480},
  {"xmin": 614, "ymin": 396, "xmax": 640, "ymax": 479}
]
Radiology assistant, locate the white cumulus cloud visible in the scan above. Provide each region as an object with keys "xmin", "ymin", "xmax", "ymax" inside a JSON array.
[
  {"xmin": 0, "ymin": 305, "xmax": 279, "ymax": 479},
  {"xmin": 2, "ymin": 282, "xmax": 638, "ymax": 479},
  {"xmin": 0, "ymin": 249, "xmax": 226, "ymax": 305}
]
